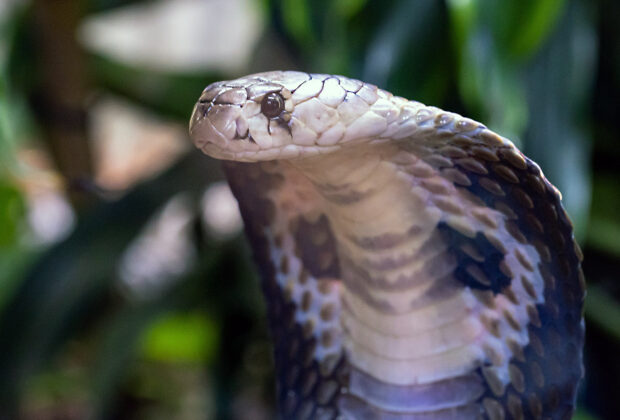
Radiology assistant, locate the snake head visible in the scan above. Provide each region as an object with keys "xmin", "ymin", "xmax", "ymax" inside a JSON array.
[{"xmin": 190, "ymin": 71, "xmax": 399, "ymax": 161}]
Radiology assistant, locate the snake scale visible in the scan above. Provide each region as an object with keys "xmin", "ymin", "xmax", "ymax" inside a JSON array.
[{"xmin": 189, "ymin": 71, "xmax": 585, "ymax": 419}]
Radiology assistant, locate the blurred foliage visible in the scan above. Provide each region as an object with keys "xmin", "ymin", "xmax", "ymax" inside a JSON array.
[
  {"xmin": 141, "ymin": 312, "xmax": 219, "ymax": 364},
  {"xmin": 91, "ymin": 55, "xmax": 222, "ymax": 120},
  {"xmin": 0, "ymin": 0, "xmax": 619, "ymax": 419},
  {"xmin": 0, "ymin": 181, "xmax": 24, "ymax": 247}
]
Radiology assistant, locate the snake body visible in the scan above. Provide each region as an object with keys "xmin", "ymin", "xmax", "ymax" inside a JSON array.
[{"xmin": 189, "ymin": 71, "xmax": 585, "ymax": 419}]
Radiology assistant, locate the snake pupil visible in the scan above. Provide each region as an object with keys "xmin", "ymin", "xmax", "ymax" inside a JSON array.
[{"xmin": 261, "ymin": 92, "xmax": 284, "ymax": 119}]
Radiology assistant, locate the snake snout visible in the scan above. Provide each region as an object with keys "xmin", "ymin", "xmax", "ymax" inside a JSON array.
[{"xmin": 190, "ymin": 83, "xmax": 260, "ymax": 160}]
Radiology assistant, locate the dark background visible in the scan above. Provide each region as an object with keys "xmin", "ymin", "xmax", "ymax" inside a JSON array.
[{"xmin": 0, "ymin": 0, "xmax": 618, "ymax": 419}]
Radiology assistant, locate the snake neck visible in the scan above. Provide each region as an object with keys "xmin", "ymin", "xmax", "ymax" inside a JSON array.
[
  {"xmin": 290, "ymin": 142, "xmax": 433, "ymax": 276},
  {"xmin": 290, "ymin": 143, "xmax": 485, "ymax": 394},
  {"xmin": 291, "ymin": 141, "xmax": 446, "ymax": 284}
]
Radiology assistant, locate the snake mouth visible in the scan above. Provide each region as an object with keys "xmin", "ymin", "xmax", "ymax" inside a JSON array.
[{"xmin": 196, "ymin": 138, "xmax": 342, "ymax": 162}]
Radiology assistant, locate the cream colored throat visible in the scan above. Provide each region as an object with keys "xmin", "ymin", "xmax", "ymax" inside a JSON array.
[{"xmin": 291, "ymin": 146, "xmax": 483, "ymax": 387}]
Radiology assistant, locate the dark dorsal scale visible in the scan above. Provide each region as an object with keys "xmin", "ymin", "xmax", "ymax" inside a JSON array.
[
  {"xmin": 430, "ymin": 140, "xmax": 585, "ymax": 419},
  {"xmin": 292, "ymin": 214, "xmax": 341, "ymax": 279},
  {"xmin": 437, "ymin": 221, "xmax": 511, "ymax": 294},
  {"xmin": 223, "ymin": 161, "xmax": 346, "ymax": 420}
]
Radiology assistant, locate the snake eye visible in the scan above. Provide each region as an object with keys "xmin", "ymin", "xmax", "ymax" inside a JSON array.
[{"xmin": 261, "ymin": 92, "xmax": 285, "ymax": 119}]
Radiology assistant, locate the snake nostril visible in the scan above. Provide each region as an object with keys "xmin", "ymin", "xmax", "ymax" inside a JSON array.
[
  {"xmin": 193, "ymin": 102, "xmax": 209, "ymax": 118},
  {"xmin": 190, "ymin": 103, "xmax": 208, "ymax": 133}
]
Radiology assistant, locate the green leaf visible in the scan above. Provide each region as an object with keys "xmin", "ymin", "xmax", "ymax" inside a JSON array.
[
  {"xmin": 508, "ymin": 0, "xmax": 566, "ymax": 59},
  {"xmin": 587, "ymin": 175, "xmax": 620, "ymax": 256},
  {"xmin": 523, "ymin": 0, "xmax": 596, "ymax": 240},
  {"xmin": 458, "ymin": 28, "xmax": 528, "ymax": 142},
  {"xmin": 446, "ymin": 0, "xmax": 477, "ymax": 57},
  {"xmin": 362, "ymin": 0, "xmax": 447, "ymax": 104},
  {"xmin": 447, "ymin": 0, "xmax": 530, "ymax": 140},
  {"xmin": 587, "ymin": 218, "xmax": 620, "ymax": 257},
  {"xmin": 281, "ymin": 0, "xmax": 315, "ymax": 47},
  {"xmin": 0, "ymin": 7, "xmax": 29, "ymax": 172},
  {"xmin": 573, "ymin": 408, "xmax": 601, "ymax": 420},
  {"xmin": 333, "ymin": 0, "xmax": 368, "ymax": 18},
  {"xmin": 141, "ymin": 312, "xmax": 218, "ymax": 364},
  {"xmin": 465, "ymin": 0, "xmax": 565, "ymax": 60},
  {"xmin": 0, "ymin": 246, "xmax": 36, "ymax": 312},
  {"xmin": 585, "ymin": 284, "xmax": 620, "ymax": 342},
  {"xmin": 0, "ymin": 181, "xmax": 25, "ymax": 247}
]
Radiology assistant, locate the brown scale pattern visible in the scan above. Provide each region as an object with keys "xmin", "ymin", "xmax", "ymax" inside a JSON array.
[
  {"xmin": 292, "ymin": 215, "xmax": 340, "ymax": 279},
  {"xmin": 223, "ymin": 161, "xmax": 348, "ymax": 419},
  {"xmin": 428, "ymin": 140, "xmax": 585, "ymax": 420},
  {"xmin": 222, "ymin": 136, "xmax": 584, "ymax": 419}
]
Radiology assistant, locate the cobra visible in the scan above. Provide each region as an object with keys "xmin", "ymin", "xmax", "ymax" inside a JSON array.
[{"xmin": 189, "ymin": 71, "xmax": 585, "ymax": 419}]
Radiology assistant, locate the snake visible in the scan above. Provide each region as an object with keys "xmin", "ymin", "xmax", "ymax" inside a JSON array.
[{"xmin": 189, "ymin": 71, "xmax": 585, "ymax": 419}]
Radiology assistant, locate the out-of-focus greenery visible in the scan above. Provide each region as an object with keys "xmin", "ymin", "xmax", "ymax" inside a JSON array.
[{"xmin": 0, "ymin": 0, "xmax": 619, "ymax": 419}]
